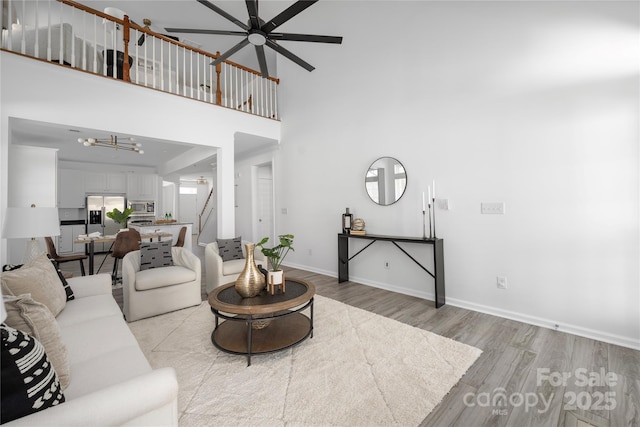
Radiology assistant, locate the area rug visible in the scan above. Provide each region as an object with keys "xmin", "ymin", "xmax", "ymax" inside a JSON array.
[{"xmin": 128, "ymin": 295, "xmax": 482, "ymax": 427}]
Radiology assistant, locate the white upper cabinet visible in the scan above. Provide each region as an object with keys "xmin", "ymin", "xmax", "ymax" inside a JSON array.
[
  {"xmin": 58, "ymin": 169, "xmax": 86, "ymax": 208},
  {"xmin": 85, "ymin": 172, "xmax": 127, "ymax": 193},
  {"xmin": 127, "ymin": 173, "xmax": 157, "ymax": 201}
]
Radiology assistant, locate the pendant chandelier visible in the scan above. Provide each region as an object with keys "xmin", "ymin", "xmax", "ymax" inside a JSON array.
[{"xmin": 77, "ymin": 135, "xmax": 143, "ymax": 154}]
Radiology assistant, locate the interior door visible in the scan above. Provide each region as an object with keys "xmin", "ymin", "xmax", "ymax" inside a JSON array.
[
  {"xmin": 256, "ymin": 165, "xmax": 274, "ymax": 242},
  {"xmin": 179, "ymin": 194, "xmax": 197, "ymax": 230}
]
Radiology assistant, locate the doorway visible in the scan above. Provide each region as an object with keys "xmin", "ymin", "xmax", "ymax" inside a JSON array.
[{"xmin": 256, "ymin": 163, "xmax": 274, "ymax": 242}]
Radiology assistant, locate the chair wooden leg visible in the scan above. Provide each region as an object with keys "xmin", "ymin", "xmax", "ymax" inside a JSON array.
[{"xmin": 79, "ymin": 259, "xmax": 86, "ymax": 276}]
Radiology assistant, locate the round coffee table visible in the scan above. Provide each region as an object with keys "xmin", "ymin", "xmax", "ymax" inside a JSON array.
[{"xmin": 208, "ymin": 278, "xmax": 315, "ymax": 366}]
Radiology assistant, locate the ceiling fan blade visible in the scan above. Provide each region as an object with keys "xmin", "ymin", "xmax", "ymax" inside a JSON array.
[
  {"xmin": 255, "ymin": 45, "xmax": 269, "ymax": 78},
  {"xmin": 164, "ymin": 27, "xmax": 246, "ymax": 37},
  {"xmin": 196, "ymin": 0, "xmax": 250, "ymax": 31},
  {"xmin": 210, "ymin": 38, "xmax": 251, "ymax": 66},
  {"xmin": 261, "ymin": 0, "xmax": 318, "ymax": 34},
  {"xmin": 269, "ymin": 33, "xmax": 343, "ymax": 44},
  {"xmin": 246, "ymin": 0, "xmax": 260, "ymax": 29},
  {"xmin": 265, "ymin": 39, "xmax": 314, "ymax": 72}
]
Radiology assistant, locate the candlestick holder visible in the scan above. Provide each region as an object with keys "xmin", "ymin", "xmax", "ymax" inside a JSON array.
[
  {"xmin": 428, "ymin": 204, "xmax": 433, "ymax": 239},
  {"xmin": 422, "ymin": 210, "xmax": 427, "ymax": 239},
  {"xmin": 432, "ymin": 198, "xmax": 437, "ymax": 238}
]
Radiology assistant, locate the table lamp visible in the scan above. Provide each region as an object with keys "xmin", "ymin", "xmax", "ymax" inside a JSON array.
[{"xmin": 2, "ymin": 204, "xmax": 60, "ymax": 263}]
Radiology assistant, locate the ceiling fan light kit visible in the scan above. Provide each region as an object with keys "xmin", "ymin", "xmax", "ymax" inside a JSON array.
[
  {"xmin": 165, "ymin": 0, "xmax": 343, "ymax": 78},
  {"xmin": 77, "ymin": 136, "xmax": 143, "ymax": 154}
]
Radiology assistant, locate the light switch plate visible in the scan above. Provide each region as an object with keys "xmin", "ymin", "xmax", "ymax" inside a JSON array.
[{"xmin": 481, "ymin": 202, "xmax": 505, "ymax": 214}]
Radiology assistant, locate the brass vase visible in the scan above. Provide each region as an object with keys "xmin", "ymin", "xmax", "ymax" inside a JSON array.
[{"xmin": 234, "ymin": 243, "xmax": 266, "ymax": 298}]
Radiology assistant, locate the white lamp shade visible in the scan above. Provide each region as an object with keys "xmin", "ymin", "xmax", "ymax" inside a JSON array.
[{"xmin": 2, "ymin": 207, "xmax": 60, "ymax": 239}]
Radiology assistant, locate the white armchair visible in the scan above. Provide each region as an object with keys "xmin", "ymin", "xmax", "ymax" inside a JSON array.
[
  {"xmin": 205, "ymin": 241, "xmax": 267, "ymax": 293},
  {"xmin": 122, "ymin": 247, "xmax": 202, "ymax": 322}
]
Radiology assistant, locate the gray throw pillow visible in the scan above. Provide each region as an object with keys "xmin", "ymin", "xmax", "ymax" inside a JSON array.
[
  {"xmin": 217, "ymin": 237, "xmax": 243, "ymax": 262},
  {"xmin": 140, "ymin": 240, "xmax": 173, "ymax": 271}
]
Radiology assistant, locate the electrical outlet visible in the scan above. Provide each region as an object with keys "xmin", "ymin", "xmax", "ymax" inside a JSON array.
[
  {"xmin": 481, "ymin": 202, "xmax": 506, "ymax": 215},
  {"xmin": 497, "ymin": 276, "xmax": 508, "ymax": 289},
  {"xmin": 308, "ymin": 249, "xmax": 312, "ymax": 256},
  {"xmin": 384, "ymin": 261, "xmax": 390, "ymax": 270},
  {"xmin": 437, "ymin": 199, "xmax": 450, "ymax": 210}
]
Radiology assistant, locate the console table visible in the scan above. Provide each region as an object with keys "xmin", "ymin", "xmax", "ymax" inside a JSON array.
[{"xmin": 338, "ymin": 233, "xmax": 445, "ymax": 308}]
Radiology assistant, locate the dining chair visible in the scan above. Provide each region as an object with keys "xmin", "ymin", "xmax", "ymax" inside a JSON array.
[
  {"xmin": 44, "ymin": 236, "xmax": 87, "ymax": 276},
  {"xmin": 174, "ymin": 226, "xmax": 187, "ymax": 247},
  {"xmin": 111, "ymin": 229, "xmax": 141, "ymax": 285}
]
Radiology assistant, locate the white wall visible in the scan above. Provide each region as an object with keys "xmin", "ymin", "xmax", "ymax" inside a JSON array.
[
  {"xmin": 268, "ymin": 1, "xmax": 639, "ymax": 348},
  {"xmin": 5, "ymin": 146, "xmax": 58, "ymax": 264}
]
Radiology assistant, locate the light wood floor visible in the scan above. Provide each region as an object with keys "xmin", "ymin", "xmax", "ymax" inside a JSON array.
[{"xmin": 63, "ymin": 244, "xmax": 639, "ymax": 427}]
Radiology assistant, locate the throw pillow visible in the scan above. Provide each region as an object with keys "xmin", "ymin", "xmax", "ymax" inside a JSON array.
[
  {"xmin": 217, "ymin": 237, "xmax": 243, "ymax": 262},
  {"xmin": 46, "ymin": 255, "xmax": 74, "ymax": 301},
  {"xmin": 3, "ymin": 295, "xmax": 70, "ymax": 390},
  {"xmin": 140, "ymin": 240, "xmax": 173, "ymax": 271},
  {"xmin": 1, "ymin": 323, "xmax": 65, "ymax": 424},
  {"xmin": 0, "ymin": 253, "xmax": 67, "ymax": 316}
]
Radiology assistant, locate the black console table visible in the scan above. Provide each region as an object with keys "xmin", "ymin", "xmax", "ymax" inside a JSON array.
[{"xmin": 338, "ymin": 233, "xmax": 445, "ymax": 308}]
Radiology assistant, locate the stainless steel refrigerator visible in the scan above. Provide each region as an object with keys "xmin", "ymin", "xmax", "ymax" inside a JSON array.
[{"xmin": 86, "ymin": 194, "xmax": 126, "ymax": 253}]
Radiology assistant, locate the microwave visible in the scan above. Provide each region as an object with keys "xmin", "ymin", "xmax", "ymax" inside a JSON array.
[{"xmin": 128, "ymin": 201, "xmax": 155, "ymax": 215}]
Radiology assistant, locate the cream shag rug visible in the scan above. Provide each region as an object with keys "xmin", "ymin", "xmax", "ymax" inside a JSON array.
[{"xmin": 128, "ymin": 295, "xmax": 482, "ymax": 427}]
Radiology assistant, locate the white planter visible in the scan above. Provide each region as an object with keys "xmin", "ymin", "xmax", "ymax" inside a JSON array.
[{"xmin": 268, "ymin": 270, "xmax": 284, "ymax": 285}]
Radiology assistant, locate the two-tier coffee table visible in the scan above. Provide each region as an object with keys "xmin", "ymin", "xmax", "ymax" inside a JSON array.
[{"xmin": 208, "ymin": 278, "xmax": 315, "ymax": 366}]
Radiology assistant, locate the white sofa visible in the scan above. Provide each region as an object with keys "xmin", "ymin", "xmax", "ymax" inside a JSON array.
[
  {"xmin": 205, "ymin": 241, "xmax": 267, "ymax": 293},
  {"xmin": 5, "ymin": 273, "xmax": 179, "ymax": 426},
  {"xmin": 122, "ymin": 247, "xmax": 202, "ymax": 322}
]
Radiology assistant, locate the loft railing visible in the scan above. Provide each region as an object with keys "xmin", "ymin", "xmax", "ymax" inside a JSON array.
[{"xmin": 0, "ymin": 0, "xmax": 279, "ymax": 120}]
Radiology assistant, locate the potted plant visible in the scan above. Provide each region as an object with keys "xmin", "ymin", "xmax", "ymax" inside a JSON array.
[
  {"xmin": 256, "ymin": 234, "xmax": 294, "ymax": 285},
  {"xmin": 106, "ymin": 207, "xmax": 134, "ymax": 228}
]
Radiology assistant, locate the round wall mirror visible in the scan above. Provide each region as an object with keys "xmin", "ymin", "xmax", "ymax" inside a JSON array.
[{"xmin": 365, "ymin": 157, "xmax": 407, "ymax": 205}]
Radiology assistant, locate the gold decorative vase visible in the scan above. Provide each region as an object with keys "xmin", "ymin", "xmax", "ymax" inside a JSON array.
[{"xmin": 234, "ymin": 243, "xmax": 266, "ymax": 298}]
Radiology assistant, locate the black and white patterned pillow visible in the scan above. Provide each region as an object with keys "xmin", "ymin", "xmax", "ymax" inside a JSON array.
[
  {"xmin": 1, "ymin": 323, "xmax": 65, "ymax": 424},
  {"xmin": 46, "ymin": 255, "xmax": 74, "ymax": 301},
  {"xmin": 139, "ymin": 240, "xmax": 173, "ymax": 271},
  {"xmin": 217, "ymin": 237, "xmax": 243, "ymax": 262}
]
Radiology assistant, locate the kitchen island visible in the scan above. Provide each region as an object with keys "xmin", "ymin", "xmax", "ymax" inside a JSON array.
[{"xmin": 129, "ymin": 222, "xmax": 193, "ymax": 250}]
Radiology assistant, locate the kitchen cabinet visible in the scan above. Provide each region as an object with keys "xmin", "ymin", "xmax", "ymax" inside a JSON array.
[
  {"xmin": 85, "ymin": 172, "xmax": 127, "ymax": 193},
  {"xmin": 127, "ymin": 173, "xmax": 157, "ymax": 201},
  {"xmin": 58, "ymin": 224, "xmax": 86, "ymax": 254},
  {"xmin": 58, "ymin": 169, "xmax": 86, "ymax": 208}
]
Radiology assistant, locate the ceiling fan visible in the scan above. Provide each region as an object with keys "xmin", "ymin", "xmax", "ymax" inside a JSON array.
[{"xmin": 164, "ymin": 0, "xmax": 342, "ymax": 78}]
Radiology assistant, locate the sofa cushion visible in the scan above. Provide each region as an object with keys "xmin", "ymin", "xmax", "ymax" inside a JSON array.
[
  {"xmin": 222, "ymin": 258, "xmax": 247, "ymax": 276},
  {"xmin": 134, "ymin": 266, "xmax": 196, "ymax": 291},
  {"xmin": 63, "ymin": 346, "xmax": 151, "ymax": 400},
  {"xmin": 1, "ymin": 323, "xmax": 65, "ymax": 423},
  {"xmin": 61, "ymin": 313, "xmax": 143, "ymax": 366},
  {"xmin": 3, "ymin": 294, "xmax": 70, "ymax": 390},
  {"xmin": 56, "ymin": 294, "xmax": 124, "ymax": 328},
  {"xmin": 217, "ymin": 237, "xmax": 243, "ymax": 261},
  {"xmin": 140, "ymin": 240, "xmax": 173, "ymax": 271},
  {"xmin": 1, "ymin": 253, "xmax": 67, "ymax": 316}
]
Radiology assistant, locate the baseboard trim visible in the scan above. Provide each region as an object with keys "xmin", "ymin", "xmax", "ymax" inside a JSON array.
[{"xmin": 284, "ymin": 262, "xmax": 640, "ymax": 351}]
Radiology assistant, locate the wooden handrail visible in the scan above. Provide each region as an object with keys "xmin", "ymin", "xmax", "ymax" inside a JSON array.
[{"xmin": 57, "ymin": 0, "xmax": 280, "ymax": 84}]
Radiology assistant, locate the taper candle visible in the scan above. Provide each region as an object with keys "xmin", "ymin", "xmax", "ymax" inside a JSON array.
[
  {"xmin": 428, "ymin": 186, "xmax": 432, "ymax": 204},
  {"xmin": 422, "ymin": 192, "xmax": 426, "ymax": 212},
  {"xmin": 432, "ymin": 180, "xmax": 436, "ymax": 200}
]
